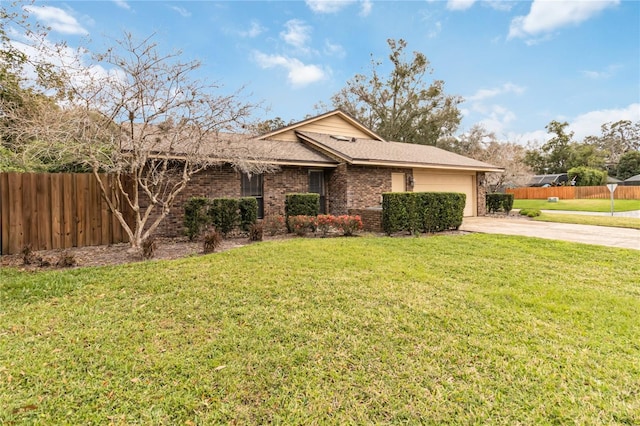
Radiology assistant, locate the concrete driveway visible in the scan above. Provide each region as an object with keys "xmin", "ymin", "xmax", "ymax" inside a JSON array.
[{"xmin": 460, "ymin": 217, "xmax": 640, "ymax": 250}]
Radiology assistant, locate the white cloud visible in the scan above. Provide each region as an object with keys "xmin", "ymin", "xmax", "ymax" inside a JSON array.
[
  {"xmin": 484, "ymin": 1, "xmax": 513, "ymax": 12},
  {"xmin": 581, "ymin": 64, "xmax": 622, "ymax": 80},
  {"xmin": 447, "ymin": 0, "xmax": 476, "ymax": 11},
  {"xmin": 324, "ymin": 40, "xmax": 346, "ymax": 58},
  {"xmin": 360, "ymin": 0, "xmax": 373, "ymax": 16},
  {"xmin": 239, "ymin": 21, "xmax": 266, "ymax": 38},
  {"xmin": 505, "ymin": 103, "xmax": 640, "ymax": 145},
  {"xmin": 507, "ymin": 129, "xmax": 549, "ymax": 145},
  {"xmin": 112, "ymin": 0, "xmax": 131, "ymax": 10},
  {"xmin": 10, "ymin": 36, "xmax": 125, "ymax": 102},
  {"xmin": 509, "ymin": 0, "xmax": 619, "ymax": 40},
  {"xmin": 23, "ymin": 5, "xmax": 88, "ymax": 35},
  {"xmin": 253, "ymin": 52, "xmax": 327, "ymax": 87},
  {"xmin": 306, "ymin": 0, "xmax": 352, "ymax": 13},
  {"xmin": 280, "ymin": 19, "xmax": 312, "ymax": 50},
  {"xmin": 475, "ymin": 105, "xmax": 517, "ymax": 135},
  {"xmin": 305, "ymin": 0, "xmax": 371, "ymax": 15},
  {"xmin": 170, "ymin": 6, "xmax": 191, "ymax": 17},
  {"xmin": 427, "ymin": 21, "xmax": 442, "ymax": 39},
  {"xmin": 466, "ymin": 82, "xmax": 525, "ymax": 102},
  {"xmin": 568, "ymin": 103, "xmax": 640, "ymax": 140}
]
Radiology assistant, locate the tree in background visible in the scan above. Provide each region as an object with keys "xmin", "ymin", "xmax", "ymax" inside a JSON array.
[
  {"xmin": 247, "ymin": 116, "xmax": 296, "ymax": 134},
  {"xmin": 0, "ymin": 1, "xmax": 80, "ymax": 171},
  {"xmin": 584, "ymin": 120, "xmax": 640, "ymax": 175},
  {"xmin": 567, "ymin": 166, "xmax": 607, "ymax": 186},
  {"xmin": 329, "ymin": 39, "xmax": 462, "ymax": 145},
  {"xmin": 441, "ymin": 124, "xmax": 531, "ymax": 189},
  {"xmin": 524, "ymin": 121, "xmax": 576, "ymax": 174},
  {"xmin": 616, "ymin": 151, "xmax": 640, "ymax": 181},
  {"xmin": 3, "ymin": 31, "xmax": 274, "ymax": 251}
]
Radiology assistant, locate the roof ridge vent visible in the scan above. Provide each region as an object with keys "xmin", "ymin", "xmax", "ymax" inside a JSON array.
[{"xmin": 331, "ymin": 135, "xmax": 351, "ymax": 142}]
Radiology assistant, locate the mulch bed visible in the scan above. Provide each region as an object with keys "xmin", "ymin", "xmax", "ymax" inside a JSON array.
[
  {"xmin": 1, "ymin": 226, "xmax": 482, "ymax": 272},
  {"xmin": 0, "ymin": 236, "xmax": 255, "ymax": 271}
]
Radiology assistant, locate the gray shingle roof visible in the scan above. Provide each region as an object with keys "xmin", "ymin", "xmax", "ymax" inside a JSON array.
[
  {"xmin": 132, "ymin": 121, "xmax": 503, "ymax": 171},
  {"xmin": 296, "ymin": 131, "xmax": 503, "ymax": 171}
]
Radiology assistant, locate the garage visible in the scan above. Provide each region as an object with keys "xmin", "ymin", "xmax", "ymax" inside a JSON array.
[{"xmin": 412, "ymin": 170, "xmax": 476, "ymax": 216}]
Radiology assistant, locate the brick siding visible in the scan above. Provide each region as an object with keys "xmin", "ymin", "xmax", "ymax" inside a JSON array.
[
  {"xmin": 140, "ymin": 164, "xmax": 479, "ymax": 238},
  {"xmin": 263, "ymin": 167, "xmax": 309, "ymax": 217},
  {"xmin": 346, "ymin": 166, "xmax": 413, "ymax": 210},
  {"xmin": 327, "ymin": 164, "xmax": 348, "ymax": 215},
  {"xmin": 349, "ymin": 207, "xmax": 383, "ymax": 233}
]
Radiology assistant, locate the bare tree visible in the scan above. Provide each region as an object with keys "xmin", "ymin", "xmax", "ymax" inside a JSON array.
[
  {"xmin": 4, "ymin": 32, "xmax": 274, "ymax": 250},
  {"xmin": 480, "ymin": 141, "xmax": 532, "ymax": 189},
  {"xmin": 439, "ymin": 124, "xmax": 532, "ymax": 189}
]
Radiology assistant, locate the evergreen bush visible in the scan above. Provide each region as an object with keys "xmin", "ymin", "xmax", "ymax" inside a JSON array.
[
  {"xmin": 210, "ymin": 198, "xmax": 239, "ymax": 236},
  {"xmin": 238, "ymin": 197, "xmax": 258, "ymax": 231},
  {"xmin": 486, "ymin": 193, "xmax": 514, "ymax": 214},
  {"xmin": 382, "ymin": 192, "xmax": 411, "ymax": 235},
  {"xmin": 383, "ymin": 192, "xmax": 465, "ymax": 235},
  {"xmin": 184, "ymin": 197, "xmax": 210, "ymax": 240}
]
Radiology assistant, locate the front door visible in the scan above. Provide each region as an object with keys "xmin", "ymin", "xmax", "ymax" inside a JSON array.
[{"xmin": 308, "ymin": 170, "xmax": 326, "ymax": 214}]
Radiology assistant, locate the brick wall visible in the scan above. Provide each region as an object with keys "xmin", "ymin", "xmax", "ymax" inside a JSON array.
[
  {"xmin": 139, "ymin": 163, "xmax": 480, "ymax": 238},
  {"xmin": 348, "ymin": 207, "xmax": 383, "ymax": 232},
  {"xmin": 346, "ymin": 166, "xmax": 413, "ymax": 210},
  {"xmin": 264, "ymin": 167, "xmax": 309, "ymax": 217},
  {"xmin": 141, "ymin": 165, "xmax": 240, "ymax": 237},
  {"xmin": 328, "ymin": 164, "xmax": 348, "ymax": 215}
]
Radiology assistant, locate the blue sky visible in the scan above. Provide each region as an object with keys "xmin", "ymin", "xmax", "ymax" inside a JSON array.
[{"xmin": 12, "ymin": 0, "xmax": 640, "ymax": 143}]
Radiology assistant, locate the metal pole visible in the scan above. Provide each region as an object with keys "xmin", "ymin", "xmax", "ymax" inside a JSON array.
[{"xmin": 610, "ymin": 190, "xmax": 614, "ymax": 216}]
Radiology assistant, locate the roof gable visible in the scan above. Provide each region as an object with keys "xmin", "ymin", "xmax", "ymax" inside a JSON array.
[{"xmin": 258, "ymin": 110, "xmax": 385, "ymax": 142}]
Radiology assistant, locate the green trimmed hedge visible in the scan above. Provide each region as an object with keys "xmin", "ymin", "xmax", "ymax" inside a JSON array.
[
  {"xmin": 238, "ymin": 197, "xmax": 258, "ymax": 231},
  {"xmin": 418, "ymin": 192, "xmax": 466, "ymax": 233},
  {"xmin": 382, "ymin": 192, "xmax": 466, "ymax": 235},
  {"xmin": 486, "ymin": 193, "xmax": 514, "ymax": 214},
  {"xmin": 184, "ymin": 197, "xmax": 210, "ymax": 241},
  {"xmin": 184, "ymin": 196, "xmax": 259, "ymax": 238},
  {"xmin": 285, "ymin": 193, "xmax": 320, "ymax": 231},
  {"xmin": 209, "ymin": 198, "xmax": 240, "ymax": 236},
  {"xmin": 285, "ymin": 193, "xmax": 320, "ymax": 217}
]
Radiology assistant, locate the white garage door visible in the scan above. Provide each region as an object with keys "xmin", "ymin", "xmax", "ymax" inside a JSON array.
[{"xmin": 413, "ymin": 170, "xmax": 475, "ymax": 216}]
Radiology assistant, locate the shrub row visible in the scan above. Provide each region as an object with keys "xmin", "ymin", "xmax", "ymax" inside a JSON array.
[
  {"xmin": 486, "ymin": 193, "xmax": 514, "ymax": 214},
  {"xmin": 287, "ymin": 214, "xmax": 364, "ymax": 237},
  {"xmin": 183, "ymin": 196, "xmax": 258, "ymax": 239},
  {"xmin": 382, "ymin": 192, "xmax": 466, "ymax": 235}
]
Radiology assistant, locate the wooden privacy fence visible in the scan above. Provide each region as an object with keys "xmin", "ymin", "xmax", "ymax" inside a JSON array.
[
  {"xmin": 0, "ymin": 173, "xmax": 134, "ymax": 255},
  {"xmin": 507, "ymin": 185, "xmax": 640, "ymax": 200}
]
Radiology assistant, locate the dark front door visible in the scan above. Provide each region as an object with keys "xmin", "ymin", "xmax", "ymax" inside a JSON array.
[{"xmin": 309, "ymin": 170, "xmax": 326, "ymax": 214}]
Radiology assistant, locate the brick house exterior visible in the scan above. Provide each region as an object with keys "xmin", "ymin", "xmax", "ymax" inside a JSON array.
[{"xmin": 145, "ymin": 110, "xmax": 502, "ymax": 237}]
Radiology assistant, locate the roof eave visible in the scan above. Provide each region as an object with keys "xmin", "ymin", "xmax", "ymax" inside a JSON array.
[
  {"xmin": 350, "ymin": 159, "xmax": 504, "ymax": 172},
  {"xmin": 145, "ymin": 152, "xmax": 338, "ymax": 168}
]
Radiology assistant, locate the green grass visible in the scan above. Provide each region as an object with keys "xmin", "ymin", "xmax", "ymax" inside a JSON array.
[
  {"xmin": 1, "ymin": 235, "xmax": 639, "ymax": 424},
  {"xmin": 534, "ymin": 213, "xmax": 640, "ymax": 229},
  {"xmin": 514, "ymin": 198, "xmax": 640, "ymax": 212}
]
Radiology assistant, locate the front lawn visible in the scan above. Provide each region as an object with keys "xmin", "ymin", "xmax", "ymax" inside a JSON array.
[
  {"xmin": 1, "ymin": 235, "xmax": 639, "ymax": 424},
  {"xmin": 534, "ymin": 213, "xmax": 640, "ymax": 229},
  {"xmin": 514, "ymin": 198, "xmax": 640, "ymax": 212}
]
